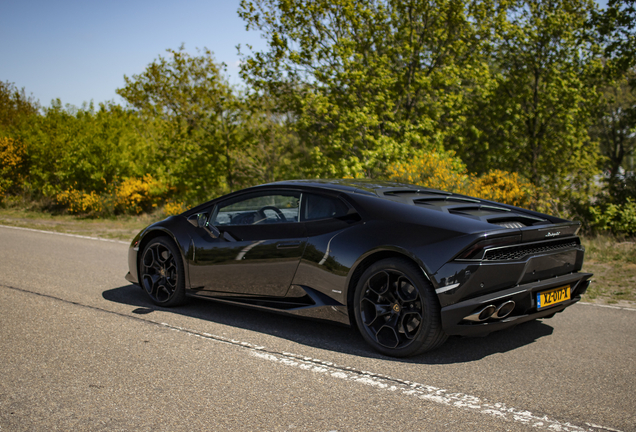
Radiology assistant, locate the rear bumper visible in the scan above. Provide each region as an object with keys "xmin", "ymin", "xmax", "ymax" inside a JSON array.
[{"xmin": 440, "ymin": 272, "xmax": 592, "ymax": 337}]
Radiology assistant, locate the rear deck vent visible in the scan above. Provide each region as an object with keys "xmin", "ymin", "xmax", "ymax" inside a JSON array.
[
  {"xmin": 493, "ymin": 221, "xmax": 526, "ymax": 229},
  {"xmin": 484, "ymin": 239, "xmax": 579, "ymax": 261},
  {"xmin": 384, "ymin": 190, "xmax": 452, "ymax": 197},
  {"xmin": 414, "ymin": 197, "xmax": 481, "ymax": 205}
]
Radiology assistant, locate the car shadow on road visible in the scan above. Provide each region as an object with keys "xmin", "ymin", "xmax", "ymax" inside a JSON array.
[{"xmin": 103, "ymin": 284, "xmax": 555, "ymax": 364}]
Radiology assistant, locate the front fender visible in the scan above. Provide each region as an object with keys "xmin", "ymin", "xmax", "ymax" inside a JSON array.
[{"xmin": 130, "ymin": 217, "xmax": 194, "ymax": 289}]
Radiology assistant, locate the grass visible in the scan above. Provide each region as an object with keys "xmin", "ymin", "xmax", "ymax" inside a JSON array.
[
  {"xmin": 580, "ymin": 235, "xmax": 636, "ymax": 306},
  {"xmin": 0, "ymin": 207, "xmax": 633, "ymax": 307},
  {"xmin": 0, "ymin": 207, "xmax": 165, "ymax": 242}
]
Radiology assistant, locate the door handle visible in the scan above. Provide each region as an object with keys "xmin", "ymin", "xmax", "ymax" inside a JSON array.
[{"xmin": 276, "ymin": 241, "xmax": 302, "ymax": 249}]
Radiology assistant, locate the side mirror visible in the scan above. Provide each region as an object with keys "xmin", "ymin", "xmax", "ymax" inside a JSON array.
[
  {"xmin": 187, "ymin": 214, "xmax": 199, "ymax": 227},
  {"xmin": 196, "ymin": 213, "xmax": 207, "ymax": 228},
  {"xmin": 204, "ymin": 223, "xmax": 221, "ymax": 239},
  {"xmin": 188, "ymin": 213, "xmax": 220, "ymax": 239}
]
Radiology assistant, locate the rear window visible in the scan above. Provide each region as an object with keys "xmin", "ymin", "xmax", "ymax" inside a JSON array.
[{"xmin": 303, "ymin": 194, "xmax": 349, "ymax": 221}]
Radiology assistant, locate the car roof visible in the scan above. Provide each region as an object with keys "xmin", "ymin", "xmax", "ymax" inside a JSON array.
[
  {"xmin": 265, "ymin": 179, "xmax": 431, "ymax": 196},
  {"xmin": 185, "ymin": 179, "xmax": 558, "ymax": 228},
  {"xmin": 264, "ymin": 179, "xmax": 551, "ymax": 226}
]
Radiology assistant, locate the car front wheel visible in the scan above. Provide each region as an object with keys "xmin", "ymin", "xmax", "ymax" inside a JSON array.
[
  {"xmin": 140, "ymin": 237, "xmax": 186, "ymax": 307},
  {"xmin": 353, "ymin": 258, "xmax": 447, "ymax": 357}
]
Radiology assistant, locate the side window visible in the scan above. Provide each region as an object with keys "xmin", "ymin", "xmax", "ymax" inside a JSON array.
[
  {"xmin": 303, "ymin": 193, "xmax": 350, "ymax": 221},
  {"xmin": 212, "ymin": 192, "xmax": 301, "ymax": 226}
]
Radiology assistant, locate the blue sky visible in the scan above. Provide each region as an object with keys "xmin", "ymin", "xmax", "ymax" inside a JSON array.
[{"xmin": 0, "ymin": 0, "xmax": 267, "ymax": 108}]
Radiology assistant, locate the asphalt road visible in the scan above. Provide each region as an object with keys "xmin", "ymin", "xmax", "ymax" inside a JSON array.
[{"xmin": 0, "ymin": 225, "xmax": 634, "ymax": 432}]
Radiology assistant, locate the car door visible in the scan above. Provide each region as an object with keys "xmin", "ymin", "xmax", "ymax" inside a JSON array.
[
  {"xmin": 188, "ymin": 190, "xmax": 306, "ymax": 297},
  {"xmin": 290, "ymin": 192, "xmax": 362, "ymax": 297}
]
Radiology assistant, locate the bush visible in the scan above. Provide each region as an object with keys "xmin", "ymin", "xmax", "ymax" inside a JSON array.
[
  {"xmin": 386, "ymin": 151, "xmax": 534, "ymax": 207},
  {"xmin": 54, "ymin": 174, "xmax": 171, "ymax": 216},
  {"xmin": 56, "ymin": 188, "xmax": 103, "ymax": 215},
  {"xmin": 386, "ymin": 149, "xmax": 472, "ymax": 193},
  {"xmin": 163, "ymin": 201, "xmax": 187, "ymax": 216},
  {"xmin": 589, "ymin": 199, "xmax": 636, "ymax": 236},
  {"xmin": 0, "ymin": 137, "xmax": 27, "ymax": 200},
  {"xmin": 472, "ymin": 169, "xmax": 535, "ymax": 208},
  {"xmin": 114, "ymin": 175, "xmax": 168, "ymax": 215}
]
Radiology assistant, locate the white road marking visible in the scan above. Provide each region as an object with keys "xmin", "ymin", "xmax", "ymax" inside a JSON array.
[
  {"xmin": 0, "ymin": 224, "xmax": 129, "ymax": 244},
  {"xmin": 0, "ymin": 284, "xmax": 625, "ymax": 432},
  {"xmin": 158, "ymin": 321, "xmax": 621, "ymax": 432}
]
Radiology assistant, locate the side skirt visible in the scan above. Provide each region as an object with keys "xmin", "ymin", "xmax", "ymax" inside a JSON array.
[{"xmin": 186, "ymin": 285, "xmax": 351, "ymax": 326}]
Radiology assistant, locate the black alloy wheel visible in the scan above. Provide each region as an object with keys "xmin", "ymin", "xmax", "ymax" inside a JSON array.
[
  {"xmin": 140, "ymin": 238, "xmax": 186, "ymax": 306},
  {"xmin": 353, "ymin": 258, "xmax": 447, "ymax": 357}
]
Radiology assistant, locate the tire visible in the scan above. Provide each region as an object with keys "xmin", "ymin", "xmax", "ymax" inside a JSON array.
[
  {"xmin": 140, "ymin": 237, "xmax": 186, "ymax": 307},
  {"xmin": 353, "ymin": 258, "xmax": 448, "ymax": 357}
]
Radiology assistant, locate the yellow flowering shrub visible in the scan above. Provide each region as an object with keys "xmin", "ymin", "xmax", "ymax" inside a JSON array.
[
  {"xmin": 387, "ymin": 151, "xmax": 534, "ymax": 207},
  {"xmin": 386, "ymin": 150, "xmax": 472, "ymax": 193},
  {"xmin": 472, "ymin": 169, "xmax": 535, "ymax": 207},
  {"xmin": 163, "ymin": 200, "xmax": 186, "ymax": 216},
  {"xmin": 0, "ymin": 137, "xmax": 27, "ymax": 200},
  {"xmin": 56, "ymin": 188, "xmax": 103, "ymax": 215},
  {"xmin": 54, "ymin": 175, "xmax": 173, "ymax": 216},
  {"xmin": 115, "ymin": 174, "xmax": 168, "ymax": 214}
]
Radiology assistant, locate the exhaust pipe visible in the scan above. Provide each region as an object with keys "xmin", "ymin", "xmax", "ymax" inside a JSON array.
[
  {"xmin": 493, "ymin": 300, "xmax": 515, "ymax": 319},
  {"xmin": 464, "ymin": 304, "xmax": 496, "ymax": 322}
]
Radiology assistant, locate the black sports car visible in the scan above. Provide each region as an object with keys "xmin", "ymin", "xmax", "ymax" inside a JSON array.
[{"xmin": 125, "ymin": 179, "xmax": 592, "ymax": 357}]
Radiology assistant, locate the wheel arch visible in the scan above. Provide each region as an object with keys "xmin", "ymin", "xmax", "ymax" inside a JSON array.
[
  {"xmin": 137, "ymin": 228, "xmax": 189, "ymax": 288},
  {"xmin": 345, "ymin": 248, "xmax": 433, "ymax": 326}
]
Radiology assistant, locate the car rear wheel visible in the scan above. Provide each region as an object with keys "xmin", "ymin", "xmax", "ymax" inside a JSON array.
[
  {"xmin": 353, "ymin": 258, "xmax": 447, "ymax": 357},
  {"xmin": 140, "ymin": 237, "xmax": 186, "ymax": 306}
]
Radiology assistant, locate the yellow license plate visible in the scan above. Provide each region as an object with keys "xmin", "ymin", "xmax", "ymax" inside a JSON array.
[{"xmin": 537, "ymin": 285, "xmax": 571, "ymax": 309}]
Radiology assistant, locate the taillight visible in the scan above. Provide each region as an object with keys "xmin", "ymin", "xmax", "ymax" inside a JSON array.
[{"xmin": 457, "ymin": 234, "xmax": 521, "ymax": 260}]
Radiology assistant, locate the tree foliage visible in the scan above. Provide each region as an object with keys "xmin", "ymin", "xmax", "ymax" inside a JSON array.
[
  {"xmin": 0, "ymin": 137, "xmax": 27, "ymax": 199},
  {"xmin": 0, "ymin": 81, "xmax": 39, "ymax": 137},
  {"xmin": 1, "ymin": 2, "xmax": 635, "ymax": 235},
  {"xmin": 593, "ymin": 0, "xmax": 636, "ymax": 82},
  {"xmin": 590, "ymin": 76, "xmax": 636, "ymax": 196},
  {"xmin": 456, "ymin": 0, "xmax": 603, "ymax": 212},
  {"xmin": 239, "ymin": 0, "xmax": 500, "ymax": 178},
  {"xmin": 117, "ymin": 46, "xmax": 237, "ymax": 201},
  {"xmin": 230, "ymin": 94, "xmax": 303, "ymax": 188},
  {"xmin": 18, "ymin": 101, "xmax": 157, "ymax": 197},
  {"xmin": 239, "ymin": 0, "xmax": 605, "ymax": 214}
]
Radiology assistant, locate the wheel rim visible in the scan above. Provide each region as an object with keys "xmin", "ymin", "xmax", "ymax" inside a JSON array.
[
  {"xmin": 359, "ymin": 269, "xmax": 423, "ymax": 350},
  {"xmin": 141, "ymin": 243, "xmax": 178, "ymax": 303}
]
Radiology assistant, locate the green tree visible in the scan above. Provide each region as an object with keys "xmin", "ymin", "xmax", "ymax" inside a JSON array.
[
  {"xmin": 593, "ymin": 0, "xmax": 636, "ymax": 83},
  {"xmin": 589, "ymin": 0, "xmax": 636, "ymax": 203},
  {"xmin": 456, "ymin": 0, "xmax": 603, "ymax": 212},
  {"xmin": 117, "ymin": 46, "xmax": 239, "ymax": 201},
  {"xmin": 0, "ymin": 81, "xmax": 39, "ymax": 137},
  {"xmin": 232, "ymin": 93, "xmax": 303, "ymax": 187},
  {"xmin": 238, "ymin": 0, "xmax": 500, "ymax": 178},
  {"xmin": 591, "ymin": 77, "xmax": 636, "ymax": 191},
  {"xmin": 18, "ymin": 101, "xmax": 158, "ymax": 198},
  {"xmin": 0, "ymin": 81, "xmax": 39, "ymax": 199}
]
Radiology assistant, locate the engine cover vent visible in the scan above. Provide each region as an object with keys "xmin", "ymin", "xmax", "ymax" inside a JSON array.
[{"xmin": 493, "ymin": 221, "xmax": 526, "ymax": 229}]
